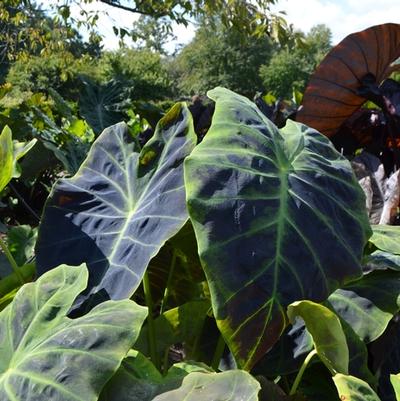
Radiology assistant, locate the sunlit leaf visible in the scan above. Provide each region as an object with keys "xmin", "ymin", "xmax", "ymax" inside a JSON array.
[
  {"xmin": 36, "ymin": 103, "xmax": 196, "ymax": 306},
  {"xmin": 152, "ymin": 370, "xmax": 260, "ymax": 401},
  {"xmin": 0, "ymin": 264, "xmax": 147, "ymax": 401},
  {"xmin": 333, "ymin": 374, "xmax": 381, "ymax": 401},
  {"xmin": 288, "ymin": 300, "xmax": 348, "ymax": 374},
  {"xmin": 369, "ymin": 225, "xmax": 400, "ymax": 254},
  {"xmin": 390, "ymin": 374, "xmax": 400, "ymax": 400},
  {"xmin": 0, "ymin": 125, "xmax": 13, "ymax": 192}
]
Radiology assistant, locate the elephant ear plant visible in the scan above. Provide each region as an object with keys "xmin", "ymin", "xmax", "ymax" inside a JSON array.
[
  {"xmin": 2, "ymin": 84, "xmax": 400, "ymax": 399},
  {"xmin": 185, "ymin": 87, "xmax": 370, "ymax": 369}
]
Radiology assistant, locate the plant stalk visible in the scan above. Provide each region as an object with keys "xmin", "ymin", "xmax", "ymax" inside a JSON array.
[
  {"xmin": 143, "ymin": 270, "xmax": 160, "ymax": 370},
  {"xmin": 0, "ymin": 236, "xmax": 25, "ymax": 285},
  {"xmin": 9, "ymin": 183, "xmax": 40, "ymax": 222},
  {"xmin": 211, "ymin": 333, "xmax": 225, "ymax": 371},
  {"xmin": 289, "ymin": 349, "xmax": 318, "ymax": 396},
  {"xmin": 160, "ymin": 249, "xmax": 177, "ymax": 314}
]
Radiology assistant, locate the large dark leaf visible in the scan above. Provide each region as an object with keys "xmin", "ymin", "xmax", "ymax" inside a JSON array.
[
  {"xmin": 297, "ymin": 23, "xmax": 400, "ymax": 136},
  {"xmin": 36, "ymin": 103, "xmax": 196, "ymax": 304},
  {"xmin": 185, "ymin": 87, "xmax": 370, "ymax": 369},
  {"xmin": 0, "ymin": 264, "xmax": 147, "ymax": 401}
]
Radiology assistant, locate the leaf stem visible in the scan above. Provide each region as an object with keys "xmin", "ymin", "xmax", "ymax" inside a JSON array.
[
  {"xmin": 143, "ymin": 270, "xmax": 160, "ymax": 370},
  {"xmin": 0, "ymin": 236, "xmax": 25, "ymax": 285},
  {"xmin": 289, "ymin": 349, "xmax": 318, "ymax": 396},
  {"xmin": 162, "ymin": 347, "xmax": 169, "ymax": 375},
  {"xmin": 9, "ymin": 183, "xmax": 40, "ymax": 222},
  {"xmin": 211, "ymin": 333, "xmax": 225, "ymax": 371},
  {"xmin": 160, "ymin": 249, "xmax": 177, "ymax": 314}
]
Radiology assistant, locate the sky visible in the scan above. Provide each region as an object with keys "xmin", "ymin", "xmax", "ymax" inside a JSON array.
[
  {"xmin": 273, "ymin": 0, "xmax": 400, "ymax": 44},
  {"xmin": 39, "ymin": 0, "xmax": 400, "ymax": 51}
]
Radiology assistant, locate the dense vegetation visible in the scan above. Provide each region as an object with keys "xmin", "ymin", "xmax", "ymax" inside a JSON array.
[{"xmin": 1, "ymin": 1, "xmax": 400, "ymax": 400}]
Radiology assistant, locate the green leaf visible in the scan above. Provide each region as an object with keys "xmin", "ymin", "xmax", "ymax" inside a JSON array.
[
  {"xmin": 333, "ymin": 374, "xmax": 381, "ymax": 401},
  {"xmin": 338, "ymin": 318, "xmax": 376, "ymax": 387},
  {"xmin": 369, "ymin": 225, "xmax": 400, "ymax": 254},
  {"xmin": 390, "ymin": 374, "xmax": 400, "ymax": 400},
  {"xmin": 0, "ymin": 125, "xmax": 36, "ymax": 192},
  {"xmin": 287, "ymin": 300, "xmax": 348, "ymax": 374},
  {"xmin": 7, "ymin": 225, "xmax": 37, "ymax": 266},
  {"xmin": 0, "ymin": 263, "xmax": 36, "ymax": 311},
  {"xmin": 12, "ymin": 138, "xmax": 37, "ymax": 178},
  {"xmin": 0, "ymin": 126, "xmax": 13, "ymax": 192},
  {"xmin": 328, "ymin": 270, "xmax": 400, "ymax": 343},
  {"xmin": 79, "ymin": 78, "xmax": 126, "ymax": 135},
  {"xmin": 152, "ymin": 370, "xmax": 261, "ymax": 401},
  {"xmin": 0, "ymin": 264, "xmax": 147, "ymax": 401},
  {"xmin": 99, "ymin": 351, "xmax": 211, "ymax": 401},
  {"xmin": 185, "ymin": 87, "xmax": 370, "ymax": 369},
  {"xmin": 135, "ymin": 300, "xmax": 210, "ymax": 360},
  {"xmin": 36, "ymin": 103, "xmax": 196, "ymax": 306},
  {"xmin": 0, "ymin": 263, "xmax": 35, "ymax": 298},
  {"xmin": 255, "ymin": 311, "xmax": 374, "ymax": 384}
]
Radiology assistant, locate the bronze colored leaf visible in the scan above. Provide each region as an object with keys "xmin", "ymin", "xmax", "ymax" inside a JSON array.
[{"xmin": 297, "ymin": 23, "xmax": 400, "ymax": 136}]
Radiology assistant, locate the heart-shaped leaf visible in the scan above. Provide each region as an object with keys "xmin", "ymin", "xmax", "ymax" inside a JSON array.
[
  {"xmin": 152, "ymin": 370, "xmax": 260, "ymax": 401},
  {"xmin": 0, "ymin": 263, "xmax": 147, "ymax": 401},
  {"xmin": 288, "ymin": 300, "xmax": 348, "ymax": 374},
  {"xmin": 79, "ymin": 78, "xmax": 125, "ymax": 135},
  {"xmin": 36, "ymin": 103, "xmax": 196, "ymax": 304},
  {"xmin": 297, "ymin": 23, "xmax": 400, "ymax": 136},
  {"xmin": 185, "ymin": 87, "xmax": 370, "ymax": 369},
  {"xmin": 333, "ymin": 374, "xmax": 381, "ymax": 401}
]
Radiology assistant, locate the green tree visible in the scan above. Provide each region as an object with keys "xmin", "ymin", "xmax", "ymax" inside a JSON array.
[
  {"xmin": 99, "ymin": 48, "xmax": 173, "ymax": 100},
  {"xmin": 174, "ymin": 19, "xmax": 273, "ymax": 97},
  {"xmin": 80, "ymin": 0, "xmax": 287, "ymax": 38},
  {"xmin": 130, "ymin": 16, "xmax": 176, "ymax": 55},
  {"xmin": 5, "ymin": 52, "xmax": 102, "ymax": 98},
  {"xmin": 260, "ymin": 24, "xmax": 332, "ymax": 98}
]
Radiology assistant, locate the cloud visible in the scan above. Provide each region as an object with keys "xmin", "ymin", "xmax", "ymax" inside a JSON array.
[{"xmin": 273, "ymin": 0, "xmax": 400, "ymax": 43}]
